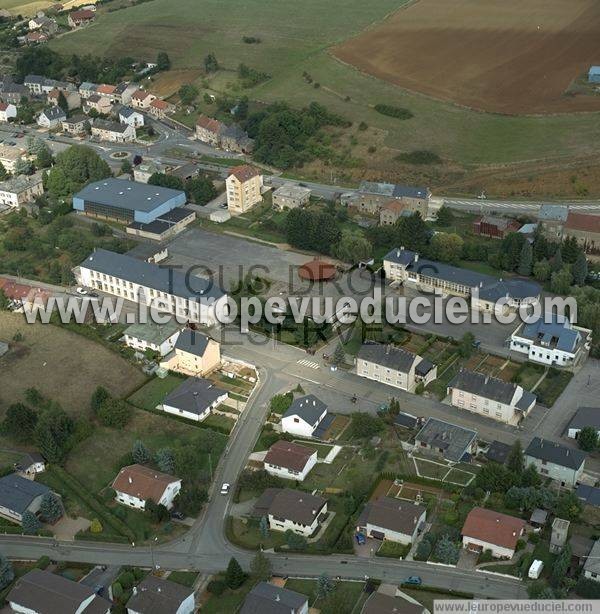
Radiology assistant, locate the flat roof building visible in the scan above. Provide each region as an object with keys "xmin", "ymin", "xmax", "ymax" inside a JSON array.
[{"xmin": 72, "ymin": 178, "xmax": 186, "ymax": 224}]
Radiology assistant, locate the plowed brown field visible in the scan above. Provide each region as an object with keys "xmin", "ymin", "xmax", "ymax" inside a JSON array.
[{"xmin": 332, "ymin": 0, "xmax": 600, "ymax": 114}]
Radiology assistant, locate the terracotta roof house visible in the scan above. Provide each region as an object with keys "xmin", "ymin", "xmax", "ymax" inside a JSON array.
[
  {"xmin": 564, "ymin": 211, "xmax": 600, "ymax": 254},
  {"xmin": 130, "ymin": 89, "xmax": 156, "ymax": 109},
  {"xmin": 195, "ymin": 114, "xmax": 224, "ymax": 146},
  {"xmin": 8, "ymin": 569, "xmax": 111, "ymax": 614},
  {"xmin": 68, "ymin": 8, "xmax": 95, "ymax": 27},
  {"xmin": 461, "ymin": 507, "xmax": 526, "ymax": 559},
  {"xmin": 148, "ymin": 98, "xmax": 174, "ymax": 119},
  {"xmin": 229, "ymin": 164, "xmax": 260, "ymax": 183},
  {"xmin": 112, "ymin": 464, "xmax": 181, "ymax": 510},
  {"xmin": 357, "ymin": 496, "xmax": 426, "ymax": 544},
  {"xmin": 263, "ymin": 440, "xmax": 318, "ymax": 481},
  {"xmin": 96, "ymin": 84, "xmax": 116, "ymax": 96},
  {"xmin": 126, "ymin": 575, "xmax": 195, "ymax": 614}
]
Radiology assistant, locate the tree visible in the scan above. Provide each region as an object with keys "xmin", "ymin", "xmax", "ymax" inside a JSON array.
[
  {"xmin": 22, "ymin": 511, "xmax": 41, "ymax": 535},
  {"xmin": 14, "ymin": 157, "xmax": 33, "ymax": 176},
  {"xmin": 436, "ymin": 206, "xmax": 454, "ymax": 226},
  {"xmin": 132, "ymin": 440, "xmax": 150, "ymax": 464},
  {"xmin": 506, "ymin": 440, "xmax": 524, "ymax": 476},
  {"xmin": 457, "ymin": 332, "xmax": 476, "ymax": 358},
  {"xmin": 284, "ymin": 529, "xmax": 307, "ymax": 551},
  {"xmin": 518, "ymin": 240, "xmax": 533, "ymax": 276},
  {"xmin": 348, "ymin": 413, "xmax": 385, "ymax": 439},
  {"xmin": 259, "ymin": 515, "xmax": 269, "ymax": 539},
  {"xmin": 270, "ymin": 393, "xmax": 293, "ymax": 415},
  {"xmin": 112, "ymin": 582, "xmax": 123, "ymax": 599},
  {"xmin": 552, "ymin": 247, "xmax": 563, "ymax": 272},
  {"xmin": 396, "ymin": 212, "xmax": 429, "ymax": 254},
  {"xmin": 120, "ymin": 159, "xmax": 132, "ymax": 175},
  {"xmin": 1, "ymin": 403, "xmax": 38, "ymax": 442},
  {"xmin": 178, "ymin": 484, "xmax": 208, "ymax": 516},
  {"xmin": 39, "ymin": 492, "xmax": 62, "ymax": 523},
  {"xmin": 90, "ymin": 386, "xmax": 110, "ymax": 414},
  {"xmin": 225, "ymin": 557, "xmax": 246, "ymax": 589},
  {"xmin": 533, "ymin": 259, "xmax": 552, "ymax": 282},
  {"xmin": 430, "ymin": 232, "xmax": 464, "ymax": 264},
  {"xmin": 179, "ymin": 84, "xmax": 199, "ymax": 106},
  {"xmin": 36, "ymin": 144, "xmax": 53, "ymax": 169},
  {"xmin": 0, "ymin": 162, "xmax": 7, "ymax": 181},
  {"xmin": 155, "ymin": 448, "xmax": 175, "ymax": 473},
  {"xmin": 145, "ymin": 499, "xmax": 169, "ymax": 523},
  {"xmin": 57, "ymin": 91, "xmax": 69, "ymax": 114},
  {"xmin": 434, "ymin": 536, "xmax": 459, "ymax": 564},
  {"xmin": 34, "ymin": 406, "xmax": 75, "ymax": 464},
  {"xmin": 185, "ymin": 175, "xmax": 216, "ymax": 205},
  {"xmin": 554, "ymin": 491, "xmax": 583, "ymax": 521},
  {"xmin": 316, "ymin": 573, "xmax": 335, "ymax": 599},
  {"xmin": 90, "ymin": 518, "xmax": 102, "ymax": 533},
  {"xmin": 148, "ymin": 172, "xmax": 184, "ymax": 191},
  {"xmin": 578, "ymin": 426, "xmax": 598, "ymax": 452},
  {"xmin": 562, "ymin": 236, "xmax": 579, "ymax": 263},
  {"xmin": 0, "ymin": 288, "xmax": 10, "ymax": 311},
  {"xmin": 250, "ymin": 551, "xmax": 272, "ymax": 581},
  {"xmin": 551, "ymin": 544, "xmax": 571, "ymax": 588},
  {"xmin": 204, "ymin": 52, "xmax": 219, "ymax": 73},
  {"xmin": 0, "ymin": 553, "xmax": 14, "ymax": 590},
  {"xmin": 500, "ymin": 232, "xmax": 526, "ymax": 271},
  {"xmin": 333, "ymin": 229, "xmax": 372, "ymax": 263},
  {"xmin": 97, "ymin": 399, "xmax": 132, "ymax": 428},
  {"xmin": 550, "ymin": 266, "xmax": 573, "ymax": 295},
  {"xmin": 415, "ymin": 538, "xmax": 432, "ymax": 560},
  {"xmin": 573, "ymin": 251, "xmax": 588, "ymax": 286},
  {"xmin": 332, "ymin": 342, "xmax": 346, "ymax": 366},
  {"xmin": 156, "ymin": 51, "xmax": 171, "ymax": 71}
]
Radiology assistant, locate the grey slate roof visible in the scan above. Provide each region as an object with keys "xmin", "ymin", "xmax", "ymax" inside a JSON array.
[
  {"xmin": 163, "ymin": 377, "xmax": 227, "ymax": 415},
  {"xmin": 384, "ymin": 247, "xmax": 417, "ymax": 266},
  {"xmin": 93, "ymin": 119, "xmax": 131, "ymax": 133},
  {"xmin": 40, "ymin": 106, "xmax": 66, "ymax": 121},
  {"xmin": 80, "ymin": 249, "xmax": 225, "ymax": 301},
  {"xmin": 525, "ymin": 437, "xmax": 586, "ymax": 471},
  {"xmin": 516, "ymin": 389, "xmax": 537, "ymax": 411},
  {"xmin": 255, "ymin": 488, "xmax": 327, "ymax": 526},
  {"xmin": 74, "ymin": 178, "xmax": 185, "ymax": 214},
  {"xmin": 358, "ymin": 181, "xmax": 429, "ymax": 200},
  {"xmin": 584, "ymin": 540, "xmax": 600, "ymax": 576},
  {"xmin": 0, "ymin": 473, "xmax": 49, "ymax": 515},
  {"xmin": 126, "ymin": 575, "xmax": 193, "ymax": 614},
  {"xmin": 119, "ymin": 106, "xmax": 140, "ymax": 118},
  {"xmin": 518, "ymin": 314, "xmax": 581, "ymax": 353},
  {"xmin": 394, "ymin": 412, "xmax": 418, "ymax": 429},
  {"xmin": 357, "ymin": 341, "xmax": 418, "ymax": 373},
  {"xmin": 577, "ymin": 484, "xmax": 600, "ymax": 507},
  {"xmin": 538, "ymin": 204, "xmax": 569, "ymax": 222},
  {"xmin": 361, "ymin": 592, "xmax": 425, "ymax": 614},
  {"xmin": 240, "ymin": 581, "xmax": 308, "ymax": 614},
  {"xmin": 485, "ymin": 440, "xmax": 511, "ymax": 465},
  {"xmin": 283, "ymin": 394, "xmax": 327, "ymax": 425},
  {"xmin": 124, "ymin": 319, "xmax": 181, "ymax": 345},
  {"xmin": 415, "ymin": 417, "xmax": 477, "ymax": 462},
  {"xmin": 174, "ymin": 328, "xmax": 210, "ymax": 357},
  {"xmin": 357, "ymin": 496, "xmax": 425, "ymax": 535},
  {"xmin": 449, "ymin": 369, "xmax": 520, "ymax": 405}
]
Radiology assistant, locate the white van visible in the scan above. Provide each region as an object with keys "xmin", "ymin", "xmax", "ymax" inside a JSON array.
[{"xmin": 528, "ymin": 559, "xmax": 544, "ymax": 579}]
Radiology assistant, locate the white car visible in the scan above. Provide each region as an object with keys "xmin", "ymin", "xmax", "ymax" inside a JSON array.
[
  {"xmin": 220, "ymin": 483, "xmax": 230, "ymax": 495},
  {"xmin": 76, "ymin": 287, "xmax": 89, "ymax": 296}
]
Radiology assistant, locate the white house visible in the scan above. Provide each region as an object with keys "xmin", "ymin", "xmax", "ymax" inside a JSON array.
[
  {"xmin": 0, "ymin": 473, "xmax": 52, "ymax": 524},
  {"xmin": 263, "ymin": 440, "xmax": 318, "ymax": 482},
  {"xmin": 0, "ymin": 174, "xmax": 44, "ymax": 208},
  {"xmin": 525, "ymin": 437, "xmax": 586, "ymax": 487},
  {"xmin": 91, "ymin": 119, "xmax": 136, "ymax": 143},
  {"xmin": 0, "ymin": 102, "xmax": 17, "ymax": 123},
  {"xmin": 255, "ymin": 488, "xmax": 327, "ymax": 537},
  {"xmin": 510, "ymin": 314, "xmax": 592, "ymax": 367},
  {"xmin": 281, "ymin": 394, "xmax": 328, "ymax": 438},
  {"xmin": 161, "ymin": 377, "xmax": 228, "ymax": 422},
  {"xmin": 123, "ymin": 320, "xmax": 182, "ymax": 357},
  {"xmin": 567, "ymin": 407, "xmax": 600, "ymax": 440},
  {"xmin": 119, "ymin": 107, "xmax": 145, "ymax": 128},
  {"xmin": 356, "ymin": 497, "xmax": 426, "ymax": 545},
  {"xmin": 461, "ymin": 507, "xmax": 526, "ymax": 559},
  {"xmin": 112, "ymin": 464, "xmax": 181, "ymax": 510},
  {"xmin": 37, "ymin": 106, "xmax": 66, "ymax": 129},
  {"xmin": 127, "ymin": 576, "xmax": 195, "ymax": 614},
  {"xmin": 15, "ymin": 452, "xmax": 45, "ymax": 477}
]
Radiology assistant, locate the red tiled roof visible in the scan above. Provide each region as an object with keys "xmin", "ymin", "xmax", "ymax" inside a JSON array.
[
  {"xmin": 131, "ymin": 90, "xmax": 151, "ymax": 101},
  {"xmin": 565, "ymin": 211, "xmax": 600, "ymax": 235},
  {"xmin": 96, "ymin": 84, "xmax": 116, "ymax": 95},
  {"xmin": 298, "ymin": 259, "xmax": 337, "ymax": 281},
  {"xmin": 229, "ymin": 164, "xmax": 260, "ymax": 183},
  {"xmin": 264, "ymin": 440, "xmax": 315, "ymax": 472},
  {"xmin": 70, "ymin": 9, "xmax": 95, "ymax": 20},
  {"xmin": 461, "ymin": 507, "xmax": 526, "ymax": 551},
  {"xmin": 112, "ymin": 464, "xmax": 178, "ymax": 502},
  {"xmin": 381, "ymin": 199, "xmax": 407, "ymax": 214},
  {"xmin": 0, "ymin": 103, "xmax": 9, "ymax": 111},
  {"xmin": 151, "ymin": 99, "xmax": 169, "ymax": 110},
  {"xmin": 196, "ymin": 114, "xmax": 223, "ymax": 133}
]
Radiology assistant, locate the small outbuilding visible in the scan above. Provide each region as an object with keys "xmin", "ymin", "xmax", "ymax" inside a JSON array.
[{"xmin": 588, "ymin": 66, "xmax": 600, "ymax": 83}]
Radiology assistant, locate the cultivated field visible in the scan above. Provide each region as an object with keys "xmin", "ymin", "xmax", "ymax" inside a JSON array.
[
  {"xmin": 333, "ymin": 0, "xmax": 600, "ymax": 114},
  {"xmin": 5, "ymin": 0, "xmax": 97, "ymax": 16},
  {"xmin": 0, "ymin": 312, "xmax": 146, "ymax": 414}
]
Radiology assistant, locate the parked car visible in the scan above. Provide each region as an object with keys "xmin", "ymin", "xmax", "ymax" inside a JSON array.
[
  {"xmin": 404, "ymin": 576, "xmax": 422, "ymax": 586},
  {"xmin": 171, "ymin": 510, "xmax": 185, "ymax": 520},
  {"xmin": 355, "ymin": 533, "xmax": 366, "ymax": 545},
  {"xmin": 76, "ymin": 287, "xmax": 89, "ymax": 296}
]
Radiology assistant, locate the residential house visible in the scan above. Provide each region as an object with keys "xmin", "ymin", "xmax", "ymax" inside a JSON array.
[
  {"xmin": 79, "ymin": 82, "xmax": 97, "ymax": 99},
  {"xmin": 383, "ymin": 247, "xmax": 541, "ymax": 315},
  {"xmin": 524, "ymin": 437, "xmax": 586, "ymax": 487},
  {"xmin": 0, "ymin": 102, "xmax": 17, "ymax": 122},
  {"xmin": 263, "ymin": 440, "xmax": 318, "ymax": 481},
  {"xmin": 24, "ymin": 31, "xmax": 49, "ymax": 44},
  {"xmin": 461, "ymin": 507, "xmax": 526, "ymax": 559},
  {"xmin": 414, "ymin": 417, "xmax": 477, "ymax": 463},
  {"xmin": 529, "ymin": 508, "xmax": 548, "ymax": 528},
  {"xmin": 126, "ymin": 575, "xmax": 194, "ymax": 614},
  {"xmin": 47, "ymin": 87, "xmax": 80, "ymax": 111},
  {"xmin": 272, "ymin": 184, "xmax": 311, "ymax": 210},
  {"xmin": 62, "ymin": 114, "xmax": 89, "ymax": 136},
  {"xmin": 240, "ymin": 582, "xmax": 308, "ymax": 614},
  {"xmin": 226, "ymin": 164, "xmax": 263, "ymax": 214},
  {"xmin": 563, "ymin": 211, "xmax": 600, "ymax": 255},
  {"xmin": 253, "ymin": 487, "xmax": 327, "ymax": 537},
  {"xmin": 76, "ymin": 249, "xmax": 227, "ymax": 326},
  {"xmin": 571, "ymin": 535, "xmax": 594, "ymax": 568},
  {"xmin": 148, "ymin": 98, "xmax": 174, "ymax": 120},
  {"xmin": 68, "ymin": 9, "xmax": 95, "ymax": 27},
  {"xmin": 195, "ymin": 114, "xmax": 224, "ymax": 146},
  {"xmin": 577, "ymin": 484, "xmax": 600, "ymax": 508},
  {"xmin": 8, "ymin": 569, "xmax": 111, "ymax": 614},
  {"xmin": 0, "ymin": 82, "xmax": 30, "ymax": 105},
  {"xmin": 134, "ymin": 161, "xmax": 163, "ymax": 183},
  {"xmin": 485, "ymin": 440, "xmax": 512, "ymax": 465},
  {"xmin": 24, "ymin": 75, "xmax": 69, "ymax": 96},
  {"xmin": 361, "ymin": 592, "xmax": 426, "ymax": 614},
  {"xmin": 159, "ymin": 328, "xmax": 221, "ymax": 376},
  {"xmin": 113, "ymin": 82, "xmax": 138, "ymax": 105},
  {"xmin": 220, "ymin": 123, "xmax": 254, "ymax": 153},
  {"xmin": 342, "ymin": 181, "xmax": 430, "ymax": 218},
  {"xmin": 84, "ymin": 93, "xmax": 113, "ymax": 115},
  {"xmin": 510, "ymin": 313, "xmax": 592, "ymax": 367},
  {"xmin": 131, "ymin": 90, "xmax": 156, "ymax": 110},
  {"xmin": 112, "ymin": 464, "xmax": 181, "ymax": 510},
  {"xmin": 28, "ymin": 13, "xmax": 57, "ymax": 33},
  {"xmin": 123, "ymin": 319, "xmax": 181, "ymax": 357},
  {"xmin": 0, "ymin": 473, "xmax": 52, "ymax": 523},
  {"xmin": 357, "ymin": 497, "xmax": 426, "ymax": 544},
  {"xmin": 95, "ymin": 83, "xmax": 117, "ymax": 101},
  {"xmin": 119, "ymin": 106, "xmax": 144, "ymax": 128},
  {"xmin": 380, "ymin": 200, "xmax": 409, "ymax": 226},
  {"xmin": 448, "ymin": 369, "xmax": 536, "ymax": 425},
  {"xmin": 281, "ymin": 394, "xmax": 330, "ymax": 439},
  {"xmin": 473, "ymin": 215, "xmax": 521, "ymax": 239},
  {"xmin": 15, "ymin": 452, "xmax": 45, "ymax": 477},
  {"xmin": 550, "ymin": 517, "xmax": 570, "ymax": 553},
  {"xmin": 0, "ymin": 174, "xmax": 44, "ymax": 208},
  {"xmin": 91, "ymin": 119, "xmax": 136, "ymax": 142},
  {"xmin": 356, "ymin": 341, "xmax": 437, "ymax": 392},
  {"xmin": 161, "ymin": 377, "xmax": 228, "ymax": 422},
  {"xmin": 538, "ymin": 204, "xmax": 569, "ymax": 241},
  {"xmin": 566, "ymin": 407, "xmax": 600, "ymax": 440},
  {"xmin": 37, "ymin": 106, "xmax": 66, "ymax": 128},
  {"xmin": 0, "ymin": 144, "xmax": 26, "ymax": 173}
]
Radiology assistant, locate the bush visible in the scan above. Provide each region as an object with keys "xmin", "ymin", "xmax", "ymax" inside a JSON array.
[
  {"xmin": 374, "ymin": 104, "xmax": 414, "ymax": 120},
  {"xmin": 207, "ymin": 579, "xmax": 226, "ymax": 595},
  {"xmin": 396, "ymin": 150, "xmax": 442, "ymax": 165},
  {"xmin": 90, "ymin": 519, "xmax": 102, "ymax": 533},
  {"xmin": 35, "ymin": 556, "xmax": 51, "ymax": 570}
]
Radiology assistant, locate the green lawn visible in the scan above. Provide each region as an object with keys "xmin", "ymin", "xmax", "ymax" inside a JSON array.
[
  {"xmin": 444, "ymin": 467, "xmax": 475, "ymax": 486},
  {"xmin": 534, "ymin": 368, "xmax": 573, "ymax": 407},
  {"xmin": 203, "ymin": 413, "xmax": 235, "ymax": 434},
  {"xmin": 376, "ymin": 540, "xmax": 411, "ymax": 558},
  {"xmin": 202, "ymin": 575, "xmax": 255, "ymax": 614},
  {"xmin": 414, "ymin": 457, "xmax": 450, "ymax": 481},
  {"xmin": 127, "ymin": 375, "xmax": 185, "ymax": 411},
  {"xmin": 293, "ymin": 441, "xmax": 334, "ymax": 459},
  {"xmin": 283, "ymin": 578, "xmax": 365, "ymax": 610},
  {"xmin": 168, "ymin": 570, "xmax": 199, "ymax": 587}
]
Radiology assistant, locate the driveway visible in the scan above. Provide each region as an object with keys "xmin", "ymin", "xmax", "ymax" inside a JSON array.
[{"xmin": 457, "ymin": 548, "xmax": 479, "ymax": 570}]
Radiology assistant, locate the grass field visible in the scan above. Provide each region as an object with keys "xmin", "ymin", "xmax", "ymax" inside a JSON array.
[
  {"xmin": 0, "ymin": 312, "xmax": 146, "ymax": 415},
  {"xmin": 127, "ymin": 375, "xmax": 184, "ymax": 411},
  {"xmin": 48, "ymin": 0, "xmax": 600, "ymax": 170}
]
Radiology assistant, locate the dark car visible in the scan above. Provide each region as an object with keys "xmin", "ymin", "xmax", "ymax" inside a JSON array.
[
  {"xmin": 404, "ymin": 576, "xmax": 422, "ymax": 586},
  {"xmin": 171, "ymin": 510, "xmax": 185, "ymax": 520}
]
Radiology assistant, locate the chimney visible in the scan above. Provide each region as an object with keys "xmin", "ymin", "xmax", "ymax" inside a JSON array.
[
  {"xmin": 275, "ymin": 595, "xmax": 281, "ymax": 602},
  {"xmin": 479, "ymin": 281, "xmax": 483, "ymax": 288},
  {"xmin": 414, "ymin": 254, "xmax": 419, "ymax": 263}
]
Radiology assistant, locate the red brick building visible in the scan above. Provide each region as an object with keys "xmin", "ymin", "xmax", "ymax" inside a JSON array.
[{"xmin": 473, "ymin": 215, "xmax": 520, "ymax": 239}]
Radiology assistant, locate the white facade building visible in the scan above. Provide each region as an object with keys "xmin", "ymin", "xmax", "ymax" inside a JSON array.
[
  {"xmin": 356, "ymin": 497, "xmax": 426, "ymax": 545},
  {"xmin": 123, "ymin": 320, "xmax": 181, "ymax": 357},
  {"xmin": 0, "ymin": 102, "xmax": 17, "ymax": 123},
  {"xmin": 112, "ymin": 464, "xmax": 181, "ymax": 510},
  {"xmin": 263, "ymin": 441, "xmax": 318, "ymax": 482},
  {"xmin": 281, "ymin": 394, "xmax": 328, "ymax": 438}
]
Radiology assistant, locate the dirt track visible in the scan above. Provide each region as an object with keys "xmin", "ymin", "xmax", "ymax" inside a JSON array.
[{"xmin": 332, "ymin": 0, "xmax": 600, "ymax": 115}]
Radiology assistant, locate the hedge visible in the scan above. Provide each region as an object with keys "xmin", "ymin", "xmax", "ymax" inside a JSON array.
[
  {"xmin": 75, "ymin": 531, "xmax": 131, "ymax": 544},
  {"xmin": 133, "ymin": 405, "xmax": 232, "ymax": 436},
  {"xmin": 52, "ymin": 467, "xmax": 135, "ymax": 541},
  {"xmin": 401, "ymin": 583, "xmax": 473, "ymax": 598}
]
